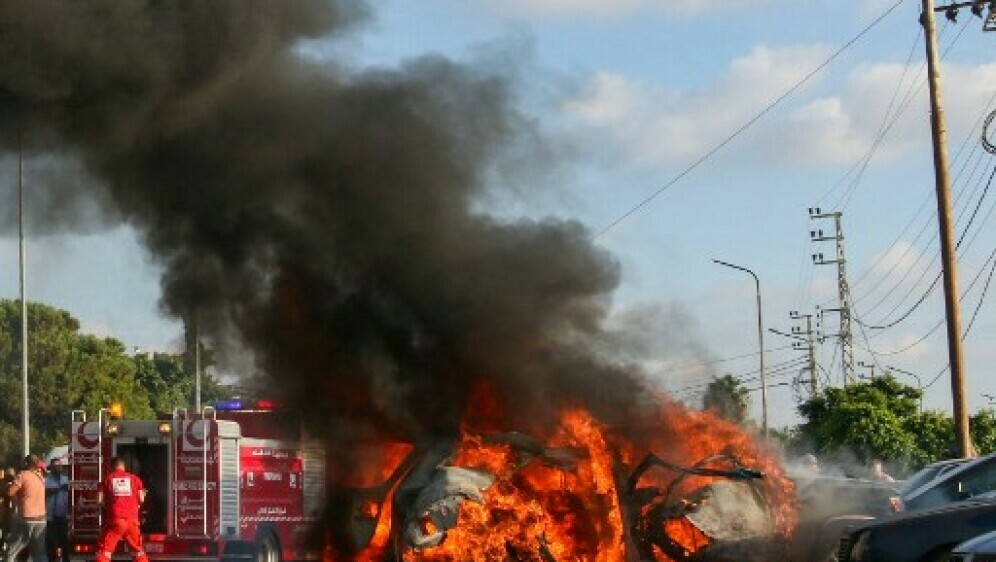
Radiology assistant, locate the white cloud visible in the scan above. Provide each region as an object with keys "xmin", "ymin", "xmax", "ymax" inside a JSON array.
[
  {"xmin": 478, "ymin": 0, "xmax": 770, "ymax": 18},
  {"xmin": 566, "ymin": 45, "xmax": 832, "ymax": 166},
  {"xmin": 779, "ymin": 61, "xmax": 996, "ymax": 166},
  {"xmin": 870, "ymin": 241, "xmax": 922, "ymax": 277},
  {"xmin": 565, "ymin": 47, "xmax": 996, "ymax": 169}
]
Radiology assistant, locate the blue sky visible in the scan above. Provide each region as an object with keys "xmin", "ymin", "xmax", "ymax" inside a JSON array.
[{"xmin": 3, "ymin": 0, "xmax": 996, "ymax": 427}]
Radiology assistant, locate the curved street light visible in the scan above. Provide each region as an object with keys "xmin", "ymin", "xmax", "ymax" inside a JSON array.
[
  {"xmin": 887, "ymin": 365, "xmax": 923, "ymax": 414},
  {"xmin": 713, "ymin": 259, "xmax": 768, "ymax": 440}
]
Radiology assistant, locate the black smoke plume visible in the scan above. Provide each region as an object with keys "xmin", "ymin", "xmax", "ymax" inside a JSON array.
[{"xmin": 0, "ymin": 0, "xmax": 659, "ymax": 549}]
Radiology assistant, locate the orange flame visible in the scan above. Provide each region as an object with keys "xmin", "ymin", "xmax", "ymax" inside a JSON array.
[{"xmin": 337, "ymin": 392, "xmax": 796, "ymax": 562}]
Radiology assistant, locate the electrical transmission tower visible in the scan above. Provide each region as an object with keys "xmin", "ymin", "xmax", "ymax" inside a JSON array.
[
  {"xmin": 790, "ymin": 310, "xmax": 819, "ymax": 398},
  {"xmin": 809, "ymin": 208, "xmax": 855, "ymax": 385}
]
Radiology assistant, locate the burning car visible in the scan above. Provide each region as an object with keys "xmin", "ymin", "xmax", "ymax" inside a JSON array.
[{"xmin": 326, "ymin": 406, "xmax": 797, "ymax": 562}]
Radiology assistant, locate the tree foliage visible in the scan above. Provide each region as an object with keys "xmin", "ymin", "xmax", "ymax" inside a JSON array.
[
  {"xmin": 0, "ymin": 300, "xmax": 230, "ymax": 465},
  {"xmin": 797, "ymin": 376, "xmax": 928, "ymax": 469},
  {"xmin": 795, "ymin": 375, "xmax": 996, "ymax": 471},
  {"xmin": 971, "ymin": 409, "xmax": 996, "ymax": 455},
  {"xmin": 702, "ymin": 374, "xmax": 751, "ymax": 424}
]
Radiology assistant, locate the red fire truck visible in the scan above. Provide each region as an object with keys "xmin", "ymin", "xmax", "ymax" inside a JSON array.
[{"xmin": 67, "ymin": 400, "xmax": 325, "ymax": 562}]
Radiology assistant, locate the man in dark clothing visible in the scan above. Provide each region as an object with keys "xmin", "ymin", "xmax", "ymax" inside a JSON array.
[
  {"xmin": 45, "ymin": 459, "xmax": 70, "ymax": 562},
  {"xmin": 96, "ymin": 458, "xmax": 147, "ymax": 562},
  {"xmin": 0, "ymin": 467, "xmax": 12, "ymax": 555}
]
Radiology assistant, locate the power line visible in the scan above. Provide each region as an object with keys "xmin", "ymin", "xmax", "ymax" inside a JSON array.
[
  {"xmin": 832, "ymin": 28, "xmax": 932, "ymax": 210},
  {"xmin": 962, "ymin": 252, "xmax": 996, "ymax": 337},
  {"xmin": 817, "ymin": 22, "xmax": 983, "ymax": 311},
  {"xmin": 592, "ymin": 0, "xmax": 907, "ymax": 239},
  {"xmin": 847, "ymin": 99, "xmax": 995, "ymax": 319},
  {"xmin": 814, "ymin": 18, "xmax": 955, "ymax": 209},
  {"xmin": 822, "ymin": 16, "xmax": 968, "ymax": 212},
  {"xmin": 921, "ymin": 250, "xmax": 996, "ymax": 392},
  {"xmin": 854, "ymin": 247, "xmax": 996, "ymax": 356},
  {"xmin": 663, "ymin": 343, "xmax": 796, "ymax": 375},
  {"xmin": 855, "ymin": 164, "xmax": 996, "ymax": 330},
  {"xmin": 670, "ymin": 356, "xmax": 807, "ymax": 397},
  {"xmin": 852, "ymin": 133, "xmax": 994, "ymax": 313}
]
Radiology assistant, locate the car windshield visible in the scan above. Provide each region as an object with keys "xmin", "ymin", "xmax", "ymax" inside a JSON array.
[
  {"xmin": 901, "ymin": 461, "xmax": 967, "ymax": 495},
  {"xmin": 906, "ymin": 454, "xmax": 996, "ymax": 511}
]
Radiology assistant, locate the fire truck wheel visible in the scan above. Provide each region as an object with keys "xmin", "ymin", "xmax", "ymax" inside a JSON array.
[{"xmin": 254, "ymin": 532, "xmax": 281, "ymax": 562}]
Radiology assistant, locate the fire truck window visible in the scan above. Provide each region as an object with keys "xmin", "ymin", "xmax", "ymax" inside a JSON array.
[{"xmin": 115, "ymin": 444, "xmax": 168, "ymax": 534}]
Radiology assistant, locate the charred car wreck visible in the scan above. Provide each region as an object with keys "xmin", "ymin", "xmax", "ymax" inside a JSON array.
[
  {"xmin": 622, "ymin": 453, "xmax": 778, "ymax": 562},
  {"xmin": 327, "ymin": 432, "xmax": 782, "ymax": 562}
]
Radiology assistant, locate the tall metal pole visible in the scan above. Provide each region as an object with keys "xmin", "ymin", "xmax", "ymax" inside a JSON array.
[
  {"xmin": 194, "ymin": 315, "xmax": 201, "ymax": 412},
  {"xmin": 810, "ymin": 209, "xmax": 855, "ymax": 384},
  {"xmin": 806, "ymin": 314, "xmax": 817, "ymax": 396},
  {"xmin": 790, "ymin": 311, "xmax": 819, "ymax": 398},
  {"xmin": 713, "ymin": 259, "xmax": 768, "ymax": 439},
  {"xmin": 922, "ymin": 0, "xmax": 972, "ymax": 458},
  {"xmin": 18, "ymin": 130, "xmax": 29, "ymax": 456}
]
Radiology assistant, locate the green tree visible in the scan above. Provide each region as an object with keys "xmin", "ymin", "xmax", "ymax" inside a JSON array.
[
  {"xmin": 906, "ymin": 410, "xmax": 955, "ymax": 465},
  {"xmin": 797, "ymin": 375, "xmax": 925, "ymax": 469},
  {"xmin": 0, "ymin": 301, "xmax": 154, "ymax": 465},
  {"xmin": 971, "ymin": 409, "xmax": 996, "ymax": 455},
  {"xmin": 702, "ymin": 374, "xmax": 751, "ymax": 424},
  {"xmin": 134, "ymin": 351, "xmax": 229, "ymax": 414}
]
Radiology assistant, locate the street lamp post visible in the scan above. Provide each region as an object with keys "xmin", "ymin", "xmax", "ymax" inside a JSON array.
[
  {"xmin": 713, "ymin": 259, "xmax": 768, "ymax": 439},
  {"xmin": 19, "ymin": 131, "xmax": 29, "ymax": 456},
  {"xmin": 888, "ymin": 365, "xmax": 924, "ymax": 414}
]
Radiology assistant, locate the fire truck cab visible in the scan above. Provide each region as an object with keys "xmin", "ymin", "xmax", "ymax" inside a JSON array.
[{"xmin": 68, "ymin": 401, "xmax": 324, "ymax": 562}]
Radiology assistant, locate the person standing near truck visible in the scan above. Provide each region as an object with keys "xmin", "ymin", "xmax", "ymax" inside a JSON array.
[
  {"xmin": 6, "ymin": 455, "xmax": 48, "ymax": 562},
  {"xmin": 96, "ymin": 458, "xmax": 147, "ymax": 562},
  {"xmin": 45, "ymin": 459, "xmax": 69, "ymax": 562}
]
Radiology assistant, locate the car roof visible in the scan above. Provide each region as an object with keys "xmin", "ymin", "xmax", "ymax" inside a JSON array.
[
  {"xmin": 900, "ymin": 458, "xmax": 972, "ymax": 492},
  {"xmin": 904, "ymin": 452, "xmax": 996, "ymax": 503},
  {"xmin": 953, "ymin": 528, "xmax": 996, "ymax": 554},
  {"xmin": 853, "ymin": 493, "xmax": 996, "ymax": 533},
  {"xmin": 923, "ymin": 458, "xmax": 971, "ymax": 468}
]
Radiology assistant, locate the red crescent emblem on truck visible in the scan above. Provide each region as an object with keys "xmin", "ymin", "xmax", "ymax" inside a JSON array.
[
  {"xmin": 183, "ymin": 420, "xmax": 211, "ymax": 450},
  {"xmin": 75, "ymin": 422, "xmax": 99, "ymax": 449}
]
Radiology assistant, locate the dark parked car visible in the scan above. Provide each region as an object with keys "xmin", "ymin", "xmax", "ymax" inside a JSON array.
[
  {"xmin": 836, "ymin": 495, "xmax": 996, "ymax": 562},
  {"xmin": 903, "ymin": 452, "xmax": 996, "ymax": 512},
  {"xmin": 898, "ymin": 458, "xmax": 970, "ymax": 498},
  {"xmin": 950, "ymin": 528, "xmax": 996, "ymax": 561},
  {"xmin": 787, "ymin": 473, "xmax": 902, "ymax": 562}
]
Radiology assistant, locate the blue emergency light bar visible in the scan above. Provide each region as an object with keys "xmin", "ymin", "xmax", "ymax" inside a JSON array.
[
  {"xmin": 213, "ymin": 399, "xmax": 278, "ymax": 411},
  {"xmin": 214, "ymin": 399, "xmax": 244, "ymax": 411}
]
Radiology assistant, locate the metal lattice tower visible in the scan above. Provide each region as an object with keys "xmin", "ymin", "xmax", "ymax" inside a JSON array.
[
  {"xmin": 789, "ymin": 310, "xmax": 819, "ymax": 398},
  {"xmin": 809, "ymin": 208, "xmax": 856, "ymax": 385}
]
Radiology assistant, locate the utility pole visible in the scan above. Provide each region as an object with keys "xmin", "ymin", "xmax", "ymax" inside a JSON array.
[
  {"xmin": 933, "ymin": 1, "xmax": 996, "ymax": 30},
  {"xmin": 857, "ymin": 360, "xmax": 876, "ymax": 380},
  {"xmin": 195, "ymin": 315, "xmax": 201, "ymax": 412},
  {"xmin": 810, "ymin": 208, "xmax": 855, "ymax": 385},
  {"xmin": 790, "ymin": 310, "xmax": 819, "ymax": 398},
  {"xmin": 923, "ymin": 0, "xmax": 972, "ymax": 458},
  {"xmin": 18, "ymin": 129, "xmax": 29, "ymax": 456}
]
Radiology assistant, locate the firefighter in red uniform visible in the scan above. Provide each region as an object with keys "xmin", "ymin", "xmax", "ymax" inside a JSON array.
[{"xmin": 96, "ymin": 458, "xmax": 147, "ymax": 562}]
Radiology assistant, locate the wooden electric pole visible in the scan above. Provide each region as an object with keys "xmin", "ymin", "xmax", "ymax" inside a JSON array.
[{"xmin": 922, "ymin": 0, "xmax": 973, "ymax": 458}]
